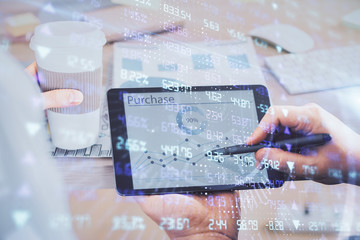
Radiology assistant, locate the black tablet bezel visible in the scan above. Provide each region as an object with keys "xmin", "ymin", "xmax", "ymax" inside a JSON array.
[{"xmin": 107, "ymin": 85, "xmax": 287, "ymax": 196}]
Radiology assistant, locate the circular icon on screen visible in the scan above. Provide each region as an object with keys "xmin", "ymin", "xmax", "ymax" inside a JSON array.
[{"xmin": 176, "ymin": 106, "xmax": 207, "ymax": 135}]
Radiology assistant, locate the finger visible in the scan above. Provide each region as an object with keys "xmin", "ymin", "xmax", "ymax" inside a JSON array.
[
  {"xmin": 255, "ymin": 147, "xmax": 318, "ymax": 178},
  {"xmin": 246, "ymin": 105, "xmax": 314, "ymax": 145},
  {"xmin": 135, "ymin": 195, "xmax": 162, "ymax": 220},
  {"xmin": 42, "ymin": 89, "xmax": 83, "ymax": 109},
  {"xmin": 25, "ymin": 61, "xmax": 37, "ymax": 77}
]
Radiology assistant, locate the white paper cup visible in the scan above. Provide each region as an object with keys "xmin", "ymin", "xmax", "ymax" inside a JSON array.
[{"xmin": 30, "ymin": 21, "xmax": 106, "ymax": 150}]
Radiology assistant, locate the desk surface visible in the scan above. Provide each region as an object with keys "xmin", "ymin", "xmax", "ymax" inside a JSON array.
[
  {"xmin": 36, "ymin": 0, "xmax": 360, "ymax": 190},
  {"xmin": 3, "ymin": 0, "xmax": 360, "ymax": 239}
]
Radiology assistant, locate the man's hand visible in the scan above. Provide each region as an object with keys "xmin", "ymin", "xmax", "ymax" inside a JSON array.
[
  {"xmin": 136, "ymin": 192, "xmax": 240, "ymax": 240},
  {"xmin": 247, "ymin": 104, "xmax": 360, "ymax": 185},
  {"xmin": 25, "ymin": 62, "xmax": 83, "ymax": 109}
]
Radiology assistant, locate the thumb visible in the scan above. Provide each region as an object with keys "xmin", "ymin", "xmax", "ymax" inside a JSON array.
[
  {"xmin": 42, "ymin": 89, "xmax": 83, "ymax": 109},
  {"xmin": 255, "ymin": 147, "xmax": 317, "ymax": 178}
]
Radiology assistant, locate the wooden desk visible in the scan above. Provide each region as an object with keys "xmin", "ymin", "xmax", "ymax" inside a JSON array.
[
  {"xmin": 4, "ymin": 0, "xmax": 360, "ymax": 239},
  {"xmin": 21, "ymin": 0, "xmax": 356, "ymax": 190}
]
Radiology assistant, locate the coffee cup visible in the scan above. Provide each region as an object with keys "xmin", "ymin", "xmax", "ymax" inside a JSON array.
[{"xmin": 30, "ymin": 21, "xmax": 106, "ymax": 150}]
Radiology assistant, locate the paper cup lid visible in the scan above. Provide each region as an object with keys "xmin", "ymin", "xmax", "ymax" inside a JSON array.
[{"xmin": 30, "ymin": 21, "xmax": 106, "ymax": 50}]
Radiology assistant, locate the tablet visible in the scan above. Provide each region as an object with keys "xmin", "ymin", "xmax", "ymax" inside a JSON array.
[{"xmin": 107, "ymin": 85, "xmax": 287, "ymax": 196}]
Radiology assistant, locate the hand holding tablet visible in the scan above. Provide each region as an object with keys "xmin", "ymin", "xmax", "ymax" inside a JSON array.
[
  {"xmin": 108, "ymin": 85, "xmax": 288, "ymax": 195},
  {"xmin": 107, "ymin": 85, "xmax": 360, "ymax": 195}
]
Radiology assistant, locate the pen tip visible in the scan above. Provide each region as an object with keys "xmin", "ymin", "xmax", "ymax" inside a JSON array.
[{"xmin": 324, "ymin": 134, "xmax": 332, "ymax": 142}]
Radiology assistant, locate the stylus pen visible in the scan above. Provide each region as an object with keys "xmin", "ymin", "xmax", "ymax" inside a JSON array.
[{"xmin": 211, "ymin": 133, "xmax": 332, "ymax": 155}]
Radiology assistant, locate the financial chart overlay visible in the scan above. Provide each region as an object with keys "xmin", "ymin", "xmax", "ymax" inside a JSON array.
[{"xmin": 51, "ymin": 39, "xmax": 265, "ymax": 157}]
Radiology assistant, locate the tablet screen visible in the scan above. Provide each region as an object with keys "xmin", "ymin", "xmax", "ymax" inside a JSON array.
[{"xmin": 108, "ymin": 85, "xmax": 283, "ymax": 195}]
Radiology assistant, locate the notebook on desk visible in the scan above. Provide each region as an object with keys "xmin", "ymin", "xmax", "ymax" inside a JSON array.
[{"xmin": 112, "ymin": 38, "xmax": 266, "ymax": 88}]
